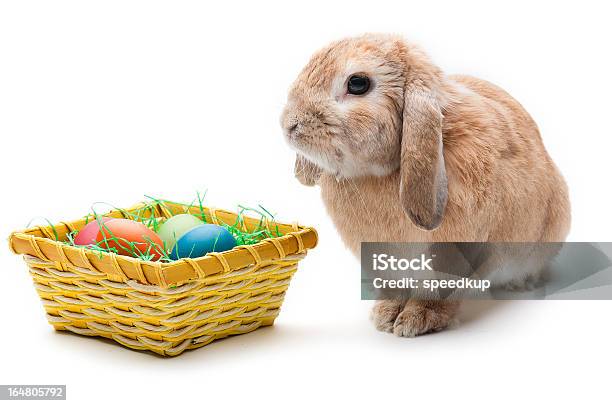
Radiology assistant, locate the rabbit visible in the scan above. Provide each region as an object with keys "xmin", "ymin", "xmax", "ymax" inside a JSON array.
[{"xmin": 280, "ymin": 34, "xmax": 571, "ymax": 337}]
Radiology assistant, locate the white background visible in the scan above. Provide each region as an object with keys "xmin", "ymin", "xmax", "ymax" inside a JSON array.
[{"xmin": 1, "ymin": 1, "xmax": 611, "ymax": 405}]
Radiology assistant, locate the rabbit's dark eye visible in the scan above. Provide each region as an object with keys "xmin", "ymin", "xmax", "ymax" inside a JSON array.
[{"xmin": 347, "ymin": 74, "xmax": 370, "ymax": 95}]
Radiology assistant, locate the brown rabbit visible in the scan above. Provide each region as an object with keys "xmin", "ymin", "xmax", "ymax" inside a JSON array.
[{"xmin": 281, "ymin": 34, "xmax": 570, "ymax": 337}]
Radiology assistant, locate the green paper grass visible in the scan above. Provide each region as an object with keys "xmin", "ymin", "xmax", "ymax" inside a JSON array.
[{"xmin": 34, "ymin": 194, "xmax": 284, "ymax": 263}]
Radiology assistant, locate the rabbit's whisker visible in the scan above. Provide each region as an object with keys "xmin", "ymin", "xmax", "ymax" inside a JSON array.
[{"xmin": 348, "ymin": 178, "xmax": 369, "ymax": 213}]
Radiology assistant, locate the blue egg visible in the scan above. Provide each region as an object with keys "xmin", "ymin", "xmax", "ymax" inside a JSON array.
[{"xmin": 170, "ymin": 224, "xmax": 237, "ymax": 260}]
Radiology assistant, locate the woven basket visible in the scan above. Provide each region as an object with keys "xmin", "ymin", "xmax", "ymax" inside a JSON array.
[{"xmin": 8, "ymin": 200, "xmax": 318, "ymax": 356}]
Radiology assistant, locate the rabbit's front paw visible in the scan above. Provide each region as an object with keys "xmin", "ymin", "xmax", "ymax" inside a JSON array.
[
  {"xmin": 370, "ymin": 300, "xmax": 404, "ymax": 333},
  {"xmin": 392, "ymin": 300, "xmax": 459, "ymax": 337}
]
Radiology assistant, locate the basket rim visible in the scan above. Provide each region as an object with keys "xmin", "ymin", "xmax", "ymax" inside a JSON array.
[{"xmin": 8, "ymin": 200, "xmax": 318, "ymax": 288}]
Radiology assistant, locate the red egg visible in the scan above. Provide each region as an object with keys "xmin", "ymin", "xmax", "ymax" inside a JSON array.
[
  {"xmin": 96, "ymin": 218, "xmax": 164, "ymax": 260},
  {"xmin": 74, "ymin": 217, "xmax": 113, "ymax": 246}
]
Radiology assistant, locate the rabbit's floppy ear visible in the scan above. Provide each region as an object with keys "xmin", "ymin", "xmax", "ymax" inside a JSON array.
[
  {"xmin": 399, "ymin": 83, "xmax": 448, "ymax": 230},
  {"xmin": 294, "ymin": 154, "xmax": 322, "ymax": 186}
]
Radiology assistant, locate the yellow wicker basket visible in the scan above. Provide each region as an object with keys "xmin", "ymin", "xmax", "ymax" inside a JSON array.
[{"xmin": 7, "ymin": 200, "xmax": 318, "ymax": 356}]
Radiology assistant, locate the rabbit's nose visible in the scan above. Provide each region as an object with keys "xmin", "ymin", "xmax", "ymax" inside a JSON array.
[
  {"xmin": 288, "ymin": 123, "xmax": 299, "ymax": 134},
  {"xmin": 285, "ymin": 121, "xmax": 301, "ymax": 139}
]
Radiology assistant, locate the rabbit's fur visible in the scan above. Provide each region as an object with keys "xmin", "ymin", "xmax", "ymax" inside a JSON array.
[{"xmin": 281, "ymin": 34, "xmax": 570, "ymax": 336}]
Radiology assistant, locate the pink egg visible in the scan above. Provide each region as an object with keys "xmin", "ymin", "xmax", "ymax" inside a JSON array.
[
  {"xmin": 96, "ymin": 219, "xmax": 164, "ymax": 260},
  {"xmin": 74, "ymin": 217, "xmax": 113, "ymax": 245}
]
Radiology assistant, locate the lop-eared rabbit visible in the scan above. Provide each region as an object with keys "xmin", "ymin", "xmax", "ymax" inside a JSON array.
[{"xmin": 281, "ymin": 34, "xmax": 570, "ymax": 336}]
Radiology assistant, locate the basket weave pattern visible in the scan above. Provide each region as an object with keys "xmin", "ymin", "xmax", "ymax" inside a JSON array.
[{"xmin": 8, "ymin": 202, "xmax": 318, "ymax": 356}]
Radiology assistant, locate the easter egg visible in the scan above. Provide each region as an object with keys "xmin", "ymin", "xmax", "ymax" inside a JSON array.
[
  {"xmin": 170, "ymin": 224, "xmax": 237, "ymax": 260},
  {"xmin": 74, "ymin": 217, "xmax": 113, "ymax": 246},
  {"xmin": 157, "ymin": 214, "xmax": 204, "ymax": 251},
  {"xmin": 96, "ymin": 218, "xmax": 164, "ymax": 260}
]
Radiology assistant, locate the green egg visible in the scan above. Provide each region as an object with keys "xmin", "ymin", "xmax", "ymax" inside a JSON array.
[{"xmin": 157, "ymin": 214, "xmax": 204, "ymax": 252}]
